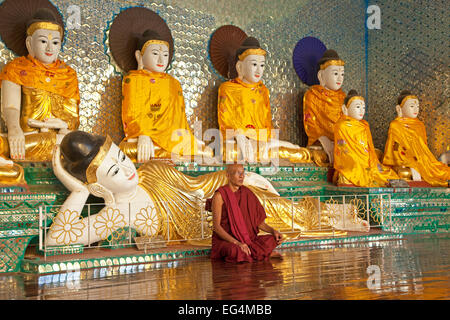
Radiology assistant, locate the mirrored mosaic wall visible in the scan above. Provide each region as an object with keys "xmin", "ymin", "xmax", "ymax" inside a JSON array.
[
  {"xmin": 367, "ymin": 0, "xmax": 448, "ymax": 156},
  {"xmin": 0, "ymin": 0, "xmax": 446, "ymax": 156}
]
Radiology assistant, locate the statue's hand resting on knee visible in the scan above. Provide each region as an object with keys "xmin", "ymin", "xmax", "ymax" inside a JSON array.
[{"xmin": 137, "ymin": 135, "xmax": 155, "ymax": 163}]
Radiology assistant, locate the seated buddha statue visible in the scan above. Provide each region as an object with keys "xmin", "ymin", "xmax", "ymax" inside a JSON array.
[
  {"xmin": 46, "ymin": 131, "xmax": 361, "ymax": 246},
  {"xmin": 211, "ymin": 28, "xmax": 310, "ymax": 164},
  {"xmin": 0, "ymin": 7, "xmax": 80, "ymax": 162},
  {"xmin": 382, "ymin": 90, "xmax": 450, "ymax": 187},
  {"xmin": 334, "ymin": 90, "xmax": 400, "ymax": 187},
  {"xmin": 302, "ymin": 49, "xmax": 346, "ymax": 164},
  {"xmin": 108, "ymin": 8, "xmax": 212, "ymax": 163}
]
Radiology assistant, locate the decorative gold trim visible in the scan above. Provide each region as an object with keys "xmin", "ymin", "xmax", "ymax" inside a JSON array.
[
  {"xmin": 400, "ymin": 95, "xmax": 418, "ymax": 107},
  {"xmin": 86, "ymin": 135, "xmax": 113, "ymax": 184},
  {"xmin": 141, "ymin": 40, "xmax": 169, "ymax": 55},
  {"xmin": 26, "ymin": 22, "xmax": 63, "ymax": 37},
  {"xmin": 319, "ymin": 59, "xmax": 345, "ymax": 70},
  {"xmin": 346, "ymin": 96, "xmax": 365, "ymax": 107},
  {"xmin": 238, "ymin": 48, "xmax": 266, "ymax": 61}
]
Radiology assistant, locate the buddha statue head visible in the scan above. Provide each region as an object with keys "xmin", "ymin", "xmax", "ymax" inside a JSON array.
[
  {"xmin": 317, "ymin": 49, "xmax": 345, "ymax": 91},
  {"xmin": 135, "ymin": 29, "xmax": 170, "ymax": 73},
  {"xmin": 235, "ymin": 37, "xmax": 266, "ymax": 84},
  {"xmin": 60, "ymin": 131, "xmax": 138, "ymax": 204},
  {"xmin": 342, "ymin": 90, "xmax": 365, "ymax": 120},
  {"xmin": 396, "ymin": 90, "xmax": 419, "ymax": 118},
  {"xmin": 25, "ymin": 8, "xmax": 63, "ymax": 65}
]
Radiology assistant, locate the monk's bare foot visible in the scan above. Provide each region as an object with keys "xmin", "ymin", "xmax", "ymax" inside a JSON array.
[{"xmin": 269, "ymin": 251, "xmax": 283, "ymax": 259}]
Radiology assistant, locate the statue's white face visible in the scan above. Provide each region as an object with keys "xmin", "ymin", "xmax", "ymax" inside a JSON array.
[
  {"xmin": 142, "ymin": 43, "xmax": 169, "ymax": 73},
  {"xmin": 238, "ymin": 54, "xmax": 265, "ymax": 84},
  {"xmin": 27, "ymin": 29, "xmax": 62, "ymax": 64},
  {"xmin": 400, "ymin": 98, "xmax": 419, "ymax": 118},
  {"xmin": 319, "ymin": 65, "xmax": 344, "ymax": 91},
  {"xmin": 95, "ymin": 143, "xmax": 139, "ymax": 195},
  {"xmin": 346, "ymin": 99, "xmax": 366, "ymax": 121}
]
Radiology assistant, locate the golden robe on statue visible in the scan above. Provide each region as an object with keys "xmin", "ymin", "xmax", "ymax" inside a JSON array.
[
  {"xmin": 334, "ymin": 115, "xmax": 399, "ymax": 187},
  {"xmin": 0, "ymin": 55, "xmax": 80, "ymax": 161},
  {"xmin": 218, "ymin": 78, "xmax": 310, "ymax": 163},
  {"xmin": 0, "ymin": 140, "xmax": 25, "ymax": 185},
  {"xmin": 383, "ymin": 117, "xmax": 450, "ymax": 187},
  {"xmin": 218, "ymin": 78, "xmax": 273, "ymax": 141},
  {"xmin": 303, "ymin": 85, "xmax": 346, "ymax": 146},
  {"xmin": 120, "ymin": 70, "xmax": 200, "ymax": 158}
]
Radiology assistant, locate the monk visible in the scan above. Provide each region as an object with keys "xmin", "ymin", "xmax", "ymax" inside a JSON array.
[{"xmin": 210, "ymin": 163, "xmax": 283, "ymax": 262}]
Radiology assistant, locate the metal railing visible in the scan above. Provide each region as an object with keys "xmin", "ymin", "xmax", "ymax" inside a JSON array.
[{"xmin": 38, "ymin": 193, "xmax": 393, "ymax": 259}]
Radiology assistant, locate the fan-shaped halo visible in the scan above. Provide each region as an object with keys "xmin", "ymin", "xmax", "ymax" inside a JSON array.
[
  {"xmin": 292, "ymin": 37, "xmax": 327, "ymax": 86},
  {"xmin": 209, "ymin": 25, "xmax": 247, "ymax": 79},
  {"xmin": 108, "ymin": 7, "xmax": 174, "ymax": 73},
  {"xmin": 0, "ymin": 0, "xmax": 64, "ymax": 57}
]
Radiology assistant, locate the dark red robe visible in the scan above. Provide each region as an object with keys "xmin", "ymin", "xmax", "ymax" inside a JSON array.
[{"xmin": 210, "ymin": 185, "xmax": 278, "ymax": 263}]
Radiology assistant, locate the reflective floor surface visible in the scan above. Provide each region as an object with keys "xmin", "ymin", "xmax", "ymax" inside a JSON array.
[{"xmin": 1, "ymin": 234, "xmax": 449, "ymax": 300}]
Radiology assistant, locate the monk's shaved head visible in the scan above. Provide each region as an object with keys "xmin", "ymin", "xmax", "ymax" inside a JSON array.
[
  {"xmin": 226, "ymin": 163, "xmax": 245, "ymax": 188},
  {"xmin": 226, "ymin": 163, "xmax": 244, "ymax": 174}
]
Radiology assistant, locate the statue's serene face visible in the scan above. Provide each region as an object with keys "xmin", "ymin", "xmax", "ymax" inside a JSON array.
[
  {"xmin": 319, "ymin": 65, "xmax": 344, "ymax": 91},
  {"xmin": 238, "ymin": 54, "xmax": 265, "ymax": 84},
  {"xmin": 95, "ymin": 143, "xmax": 139, "ymax": 195},
  {"xmin": 400, "ymin": 98, "xmax": 419, "ymax": 118},
  {"xmin": 27, "ymin": 29, "xmax": 62, "ymax": 64},
  {"xmin": 142, "ymin": 43, "xmax": 169, "ymax": 73},
  {"xmin": 346, "ymin": 99, "xmax": 365, "ymax": 120}
]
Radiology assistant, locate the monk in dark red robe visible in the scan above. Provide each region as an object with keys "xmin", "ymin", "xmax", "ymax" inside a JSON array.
[{"xmin": 210, "ymin": 164, "xmax": 283, "ymax": 263}]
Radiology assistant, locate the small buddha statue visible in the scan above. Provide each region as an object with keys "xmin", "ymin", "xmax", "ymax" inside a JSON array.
[
  {"xmin": 0, "ymin": 6, "xmax": 80, "ymax": 162},
  {"xmin": 108, "ymin": 7, "xmax": 212, "ymax": 163},
  {"xmin": 382, "ymin": 90, "xmax": 450, "ymax": 187},
  {"xmin": 334, "ymin": 90, "xmax": 399, "ymax": 187},
  {"xmin": 302, "ymin": 49, "xmax": 346, "ymax": 164},
  {"xmin": 211, "ymin": 27, "xmax": 311, "ymax": 164}
]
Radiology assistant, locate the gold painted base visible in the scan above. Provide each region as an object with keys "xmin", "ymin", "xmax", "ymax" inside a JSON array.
[{"xmin": 0, "ymin": 163, "xmax": 26, "ymax": 185}]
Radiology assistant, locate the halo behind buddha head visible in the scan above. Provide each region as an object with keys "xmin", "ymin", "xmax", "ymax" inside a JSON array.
[
  {"xmin": 0, "ymin": 0, "xmax": 64, "ymax": 57},
  {"xmin": 292, "ymin": 37, "xmax": 327, "ymax": 86},
  {"xmin": 60, "ymin": 131, "xmax": 109, "ymax": 184},
  {"xmin": 209, "ymin": 25, "xmax": 248, "ymax": 79},
  {"xmin": 108, "ymin": 7, "xmax": 174, "ymax": 73}
]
